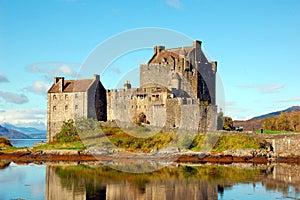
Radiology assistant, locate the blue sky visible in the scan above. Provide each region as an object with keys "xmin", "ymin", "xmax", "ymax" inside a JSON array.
[{"xmin": 0, "ymin": 0, "xmax": 299, "ymax": 130}]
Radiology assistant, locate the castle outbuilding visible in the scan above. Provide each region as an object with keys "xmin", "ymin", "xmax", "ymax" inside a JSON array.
[{"xmin": 47, "ymin": 40, "xmax": 218, "ymax": 142}]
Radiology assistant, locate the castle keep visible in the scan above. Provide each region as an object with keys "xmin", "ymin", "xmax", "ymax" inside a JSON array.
[{"xmin": 47, "ymin": 40, "xmax": 218, "ymax": 142}]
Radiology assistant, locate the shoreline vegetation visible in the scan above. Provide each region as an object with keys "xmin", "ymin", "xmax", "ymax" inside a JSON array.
[{"xmin": 1, "ymin": 122, "xmax": 300, "ymax": 163}]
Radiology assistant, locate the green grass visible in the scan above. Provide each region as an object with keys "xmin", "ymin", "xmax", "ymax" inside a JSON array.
[
  {"xmin": 32, "ymin": 126, "xmax": 263, "ymax": 152},
  {"xmin": 213, "ymin": 135, "xmax": 260, "ymax": 151},
  {"xmin": 255, "ymin": 129, "xmax": 295, "ymax": 134},
  {"xmin": 33, "ymin": 141, "xmax": 85, "ymax": 150},
  {"xmin": 0, "ymin": 125, "xmax": 264, "ymax": 152},
  {"xmin": 104, "ymin": 126, "xmax": 175, "ymax": 152},
  {"xmin": 99, "ymin": 126, "xmax": 262, "ymax": 152}
]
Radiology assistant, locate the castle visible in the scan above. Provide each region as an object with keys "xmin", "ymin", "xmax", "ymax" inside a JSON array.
[{"xmin": 47, "ymin": 40, "xmax": 218, "ymax": 142}]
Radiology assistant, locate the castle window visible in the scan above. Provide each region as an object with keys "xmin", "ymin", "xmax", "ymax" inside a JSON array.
[
  {"xmin": 53, "ymin": 106, "xmax": 56, "ymax": 111},
  {"xmin": 53, "ymin": 95, "xmax": 57, "ymax": 100},
  {"xmin": 65, "ymin": 105, "xmax": 68, "ymax": 111},
  {"xmin": 65, "ymin": 94, "xmax": 68, "ymax": 100}
]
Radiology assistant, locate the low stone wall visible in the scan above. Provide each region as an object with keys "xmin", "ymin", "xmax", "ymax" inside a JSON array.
[{"xmin": 264, "ymin": 134, "xmax": 300, "ymax": 155}]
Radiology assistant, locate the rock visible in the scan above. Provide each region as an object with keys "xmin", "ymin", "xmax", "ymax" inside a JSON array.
[
  {"xmin": 233, "ymin": 149, "xmax": 255, "ymax": 157},
  {"xmin": 156, "ymin": 147, "xmax": 180, "ymax": 154},
  {"xmin": 83, "ymin": 147, "xmax": 115, "ymax": 155},
  {"xmin": 42, "ymin": 150, "xmax": 79, "ymax": 156},
  {"xmin": 33, "ymin": 141, "xmax": 46, "ymax": 147}
]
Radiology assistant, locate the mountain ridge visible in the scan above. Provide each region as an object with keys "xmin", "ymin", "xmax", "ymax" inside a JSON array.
[
  {"xmin": 233, "ymin": 106, "xmax": 300, "ymax": 131},
  {"xmin": 250, "ymin": 106, "xmax": 300, "ymax": 120},
  {"xmin": 1, "ymin": 123, "xmax": 46, "ymax": 139},
  {"xmin": 0, "ymin": 125, "xmax": 32, "ymax": 139}
]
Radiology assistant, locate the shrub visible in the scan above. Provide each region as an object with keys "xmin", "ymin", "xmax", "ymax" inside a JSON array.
[{"xmin": 53, "ymin": 119, "xmax": 80, "ymax": 143}]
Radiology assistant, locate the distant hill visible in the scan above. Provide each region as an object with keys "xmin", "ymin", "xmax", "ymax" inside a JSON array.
[
  {"xmin": 250, "ymin": 106, "xmax": 300, "ymax": 120},
  {"xmin": 0, "ymin": 125, "xmax": 32, "ymax": 139},
  {"xmin": 1, "ymin": 123, "xmax": 46, "ymax": 139},
  {"xmin": 234, "ymin": 106, "xmax": 300, "ymax": 131}
]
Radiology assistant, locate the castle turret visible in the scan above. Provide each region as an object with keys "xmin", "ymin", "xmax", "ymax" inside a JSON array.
[{"xmin": 124, "ymin": 80, "xmax": 131, "ymax": 90}]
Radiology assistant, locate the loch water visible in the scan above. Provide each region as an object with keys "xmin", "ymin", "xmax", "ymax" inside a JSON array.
[
  {"xmin": 0, "ymin": 161, "xmax": 299, "ymax": 200},
  {"xmin": 9, "ymin": 138, "xmax": 46, "ymax": 148}
]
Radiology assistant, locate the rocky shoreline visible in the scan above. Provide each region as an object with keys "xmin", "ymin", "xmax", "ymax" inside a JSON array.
[{"xmin": 1, "ymin": 147, "xmax": 300, "ymax": 164}]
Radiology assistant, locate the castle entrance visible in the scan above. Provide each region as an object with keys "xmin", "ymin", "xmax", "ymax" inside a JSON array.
[{"xmin": 137, "ymin": 112, "xmax": 147, "ymax": 124}]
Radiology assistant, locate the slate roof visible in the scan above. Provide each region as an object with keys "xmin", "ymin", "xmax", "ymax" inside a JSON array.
[{"xmin": 48, "ymin": 79, "xmax": 94, "ymax": 93}]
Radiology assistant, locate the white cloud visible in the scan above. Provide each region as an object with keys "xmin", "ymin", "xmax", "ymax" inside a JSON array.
[
  {"xmin": 0, "ymin": 91, "xmax": 29, "ymax": 104},
  {"xmin": 25, "ymin": 81, "xmax": 51, "ymax": 95},
  {"xmin": 110, "ymin": 67, "xmax": 122, "ymax": 74},
  {"xmin": 166, "ymin": 0, "xmax": 182, "ymax": 9},
  {"xmin": 0, "ymin": 73, "xmax": 9, "ymax": 83},
  {"xmin": 27, "ymin": 62, "xmax": 80, "ymax": 79},
  {"xmin": 238, "ymin": 84, "xmax": 285, "ymax": 94},
  {"xmin": 0, "ymin": 108, "xmax": 46, "ymax": 130},
  {"xmin": 58, "ymin": 65, "xmax": 77, "ymax": 76},
  {"xmin": 276, "ymin": 97, "xmax": 300, "ymax": 103}
]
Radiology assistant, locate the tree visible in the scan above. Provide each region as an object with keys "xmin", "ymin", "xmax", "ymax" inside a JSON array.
[
  {"xmin": 53, "ymin": 119, "xmax": 79, "ymax": 143},
  {"xmin": 223, "ymin": 116, "xmax": 234, "ymax": 131}
]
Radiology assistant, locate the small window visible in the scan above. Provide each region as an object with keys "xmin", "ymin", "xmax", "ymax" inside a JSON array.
[
  {"xmin": 65, "ymin": 105, "xmax": 68, "ymax": 111},
  {"xmin": 53, "ymin": 95, "xmax": 57, "ymax": 100},
  {"xmin": 53, "ymin": 106, "xmax": 56, "ymax": 111}
]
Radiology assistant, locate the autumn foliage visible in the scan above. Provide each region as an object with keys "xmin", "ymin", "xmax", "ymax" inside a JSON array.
[{"xmin": 262, "ymin": 111, "xmax": 300, "ymax": 132}]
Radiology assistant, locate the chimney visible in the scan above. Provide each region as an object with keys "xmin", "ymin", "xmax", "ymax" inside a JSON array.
[
  {"xmin": 154, "ymin": 46, "xmax": 165, "ymax": 55},
  {"xmin": 211, "ymin": 61, "xmax": 217, "ymax": 73},
  {"xmin": 54, "ymin": 77, "xmax": 64, "ymax": 92},
  {"xmin": 94, "ymin": 74, "xmax": 100, "ymax": 81},
  {"xmin": 193, "ymin": 40, "xmax": 202, "ymax": 49}
]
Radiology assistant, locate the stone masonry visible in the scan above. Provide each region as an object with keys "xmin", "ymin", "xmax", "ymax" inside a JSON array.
[{"xmin": 47, "ymin": 40, "xmax": 218, "ymax": 141}]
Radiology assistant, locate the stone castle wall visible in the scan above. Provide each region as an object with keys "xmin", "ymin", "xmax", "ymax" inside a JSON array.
[
  {"xmin": 47, "ymin": 76, "xmax": 105, "ymax": 142},
  {"xmin": 47, "ymin": 91, "xmax": 88, "ymax": 142},
  {"xmin": 140, "ymin": 64, "xmax": 194, "ymax": 98}
]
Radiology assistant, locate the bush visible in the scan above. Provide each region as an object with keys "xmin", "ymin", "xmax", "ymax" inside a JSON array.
[{"xmin": 53, "ymin": 119, "xmax": 80, "ymax": 143}]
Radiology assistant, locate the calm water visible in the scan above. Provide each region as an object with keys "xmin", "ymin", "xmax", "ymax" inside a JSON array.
[
  {"xmin": 0, "ymin": 161, "xmax": 300, "ymax": 200},
  {"xmin": 9, "ymin": 139, "xmax": 46, "ymax": 147}
]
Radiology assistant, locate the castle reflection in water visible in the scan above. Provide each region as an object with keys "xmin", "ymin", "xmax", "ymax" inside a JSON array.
[{"xmin": 45, "ymin": 163, "xmax": 300, "ymax": 200}]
